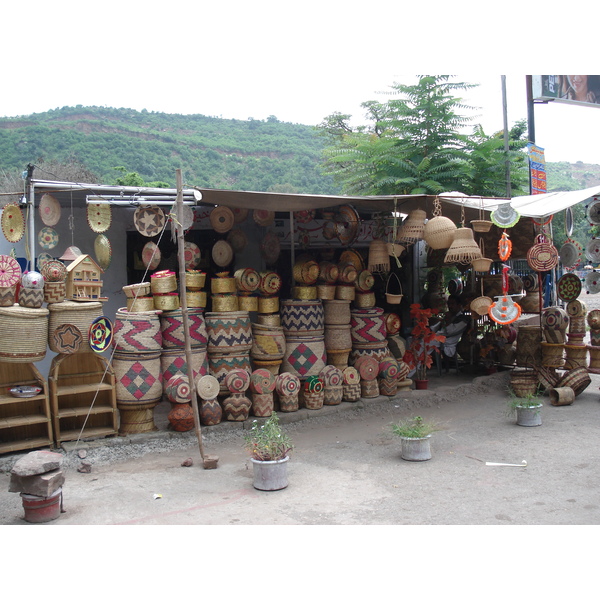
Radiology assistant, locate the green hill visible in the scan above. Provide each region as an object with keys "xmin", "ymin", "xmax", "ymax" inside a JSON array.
[{"xmin": 0, "ymin": 106, "xmax": 598, "ymax": 195}]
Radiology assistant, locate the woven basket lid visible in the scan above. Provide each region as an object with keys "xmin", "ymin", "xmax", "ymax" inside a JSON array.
[
  {"xmin": 253, "ymin": 209, "xmax": 275, "ymax": 227},
  {"xmin": 134, "ymin": 205, "xmax": 165, "ymax": 237},
  {"xmin": 342, "ymin": 366, "xmax": 360, "ymax": 384},
  {"xmin": 0, "ymin": 254, "xmax": 22, "ymax": 287},
  {"xmin": 423, "ymin": 215, "xmax": 457, "ymax": 250},
  {"xmin": 224, "ymin": 368, "xmax": 251, "ymax": 393},
  {"xmin": 142, "ymin": 241, "xmax": 161, "ymax": 270},
  {"xmin": 232, "ymin": 207, "xmax": 249, "ymax": 223},
  {"xmin": 94, "ymin": 234, "xmax": 112, "ymax": 271},
  {"xmin": 51, "ymin": 323, "xmax": 82, "ymax": 354},
  {"xmin": 212, "ymin": 240, "xmax": 233, "ymax": 267},
  {"xmin": 40, "ymin": 259, "xmax": 67, "ymax": 283},
  {"xmin": 37, "ymin": 227, "xmax": 58, "ymax": 250},
  {"xmin": 87, "ymin": 203, "xmax": 112, "ymax": 233},
  {"xmin": 197, "ymin": 375, "xmax": 220, "ymax": 400},
  {"xmin": 39, "ymin": 193, "xmax": 61, "ymax": 227},
  {"xmin": 184, "ymin": 242, "xmax": 201, "ymax": 269},
  {"xmin": 261, "ymin": 231, "xmax": 281, "ymax": 264},
  {"xmin": 275, "ymin": 372, "xmax": 301, "ymax": 395},
  {"xmin": 227, "ymin": 228, "xmax": 247, "ymax": 253},
  {"xmin": 490, "ymin": 203, "xmax": 520, "ymax": 228},
  {"xmin": 1, "ymin": 203, "xmax": 25, "ymax": 243},
  {"xmin": 320, "ymin": 364, "xmax": 343, "ymax": 387},
  {"xmin": 354, "ymin": 355, "xmax": 379, "ymax": 381},
  {"xmin": 249, "ymin": 368, "xmax": 276, "ymax": 393},
  {"xmin": 210, "ymin": 205, "xmax": 235, "ymax": 233}
]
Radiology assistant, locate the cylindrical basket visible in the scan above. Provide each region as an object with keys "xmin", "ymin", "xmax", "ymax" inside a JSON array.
[
  {"xmin": 206, "ymin": 311, "xmax": 252, "ymax": 352},
  {"xmin": 48, "ymin": 301, "xmax": 103, "ymax": 352},
  {"xmin": 257, "ymin": 296, "xmax": 279, "ymax": 314},
  {"xmin": 238, "ymin": 294, "xmax": 258, "ymax": 312},
  {"xmin": 185, "ymin": 270, "xmax": 206, "ymax": 290},
  {"xmin": 211, "ymin": 276, "xmax": 237, "ymax": 295},
  {"xmin": 281, "ymin": 334, "xmax": 326, "ymax": 380},
  {"xmin": 18, "ymin": 288, "xmax": 44, "ymax": 309},
  {"xmin": 323, "ymin": 299, "xmax": 351, "ymax": 325},
  {"xmin": 251, "ymin": 323, "xmax": 286, "ymax": 360},
  {"xmin": 43, "ymin": 281, "xmax": 66, "ymax": 304},
  {"xmin": 324, "ymin": 324, "xmax": 352, "ymax": 352},
  {"xmin": 323, "ymin": 386, "xmax": 343, "ymax": 405},
  {"xmin": 350, "ymin": 307, "xmax": 387, "ymax": 345},
  {"xmin": 234, "ymin": 268, "xmax": 260, "ymax": 294},
  {"xmin": 541, "ymin": 342, "xmax": 565, "ymax": 368},
  {"xmin": 510, "ymin": 370, "xmax": 539, "ymax": 398},
  {"xmin": 0, "ymin": 285, "xmax": 16, "ymax": 307},
  {"xmin": 160, "ymin": 308, "xmax": 207, "ymax": 348},
  {"xmin": 123, "ymin": 282, "xmax": 151, "ymax": 298},
  {"xmin": 354, "ymin": 291, "xmax": 376, "ymax": 308},
  {"xmin": 113, "ymin": 308, "xmax": 162, "ymax": 353},
  {"xmin": 316, "ymin": 284, "xmax": 336, "ymax": 300},
  {"xmin": 293, "ymin": 286, "xmax": 318, "ymax": 300},
  {"xmin": 0, "ymin": 305, "xmax": 49, "ymax": 362},
  {"xmin": 113, "ymin": 350, "xmax": 163, "ymax": 406},
  {"xmin": 515, "ymin": 326, "xmax": 542, "ymax": 367},
  {"xmin": 150, "ymin": 271, "xmax": 177, "ymax": 294},
  {"xmin": 187, "ymin": 291, "xmax": 207, "ymax": 308},
  {"xmin": 211, "ymin": 294, "xmax": 239, "ymax": 312},
  {"xmin": 161, "ymin": 346, "xmax": 209, "ymax": 388},
  {"xmin": 153, "ymin": 293, "xmax": 180, "ymax": 311},
  {"xmin": 280, "ymin": 299, "xmax": 325, "ymax": 336}
]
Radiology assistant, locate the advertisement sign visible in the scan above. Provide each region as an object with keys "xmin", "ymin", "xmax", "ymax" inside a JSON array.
[
  {"xmin": 527, "ymin": 143, "xmax": 547, "ymax": 195},
  {"xmin": 532, "ymin": 75, "xmax": 600, "ymax": 108}
]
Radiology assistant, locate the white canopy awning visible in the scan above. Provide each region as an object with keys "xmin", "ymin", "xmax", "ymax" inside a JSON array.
[{"xmin": 509, "ymin": 185, "xmax": 600, "ymax": 218}]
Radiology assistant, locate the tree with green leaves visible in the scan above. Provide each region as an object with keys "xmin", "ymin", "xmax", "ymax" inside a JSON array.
[{"xmin": 317, "ymin": 75, "xmax": 529, "ymax": 198}]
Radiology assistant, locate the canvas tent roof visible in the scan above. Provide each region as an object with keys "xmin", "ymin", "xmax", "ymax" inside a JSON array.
[{"xmin": 508, "ymin": 185, "xmax": 600, "ymax": 218}]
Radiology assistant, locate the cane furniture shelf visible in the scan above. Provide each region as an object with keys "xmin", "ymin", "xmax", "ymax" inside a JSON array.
[
  {"xmin": 0, "ymin": 362, "xmax": 54, "ymax": 454},
  {"xmin": 49, "ymin": 351, "xmax": 118, "ymax": 446}
]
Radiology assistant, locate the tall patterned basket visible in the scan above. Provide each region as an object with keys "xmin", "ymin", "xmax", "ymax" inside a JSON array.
[
  {"xmin": 587, "ymin": 345, "xmax": 600, "ymax": 374},
  {"xmin": 208, "ymin": 350, "xmax": 252, "ymax": 393},
  {"xmin": 541, "ymin": 342, "xmax": 565, "ymax": 368},
  {"xmin": 378, "ymin": 378, "xmax": 398, "ymax": 397},
  {"xmin": 281, "ymin": 334, "xmax": 326, "ymax": 380},
  {"xmin": 342, "ymin": 383, "xmax": 361, "ymax": 402},
  {"xmin": 0, "ymin": 285, "xmax": 16, "ymax": 307},
  {"xmin": 113, "ymin": 350, "xmax": 163, "ymax": 434},
  {"xmin": 159, "ymin": 308, "xmax": 207, "ymax": 348},
  {"xmin": 48, "ymin": 301, "xmax": 103, "ymax": 353},
  {"xmin": 251, "ymin": 323, "xmax": 286, "ymax": 361},
  {"xmin": 251, "ymin": 393, "xmax": 274, "ymax": 417},
  {"xmin": 160, "ymin": 346, "xmax": 209, "ymax": 389},
  {"xmin": 112, "ymin": 308, "xmax": 163, "ymax": 353},
  {"xmin": 350, "ymin": 307, "xmax": 387, "ymax": 345},
  {"xmin": 564, "ymin": 344, "xmax": 588, "ymax": 368},
  {"xmin": 349, "ymin": 341, "xmax": 390, "ymax": 365},
  {"xmin": 0, "ymin": 305, "xmax": 49, "ymax": 362},
  {"xmin": 221, "ymin": 392, "xmax": 252, "ymax": 421},
  {"xmin": 280, "ymin": 299, "xmax": 325, "ymax": 337},
  {"xmin": 360, "ymin": 379, "xmax": 379, "ymax": 398},
  {"xmin": 515, "ymin": 326, "xmax": 542, "ymax": 367},
  {"xmin": 205, "ymin": 311, "xmax": 253, "ymax": 353}
]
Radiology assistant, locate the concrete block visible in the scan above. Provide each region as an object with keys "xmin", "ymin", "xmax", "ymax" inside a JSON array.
[{"xmin": 9, "ymin": 468, "xmax": 65, "ymax": 496}]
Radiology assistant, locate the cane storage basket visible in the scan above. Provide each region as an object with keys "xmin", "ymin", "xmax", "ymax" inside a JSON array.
[
  {"xmin": 510, "ymin": 370, "xmax": 539, "ymax": 398},
  {"xmin": 0, "ymin": 305, "xmax": 49, "ymax": 362},
  {"xmin": 48, "ymin": 301, "xmax": 103, "ymax": 353}
]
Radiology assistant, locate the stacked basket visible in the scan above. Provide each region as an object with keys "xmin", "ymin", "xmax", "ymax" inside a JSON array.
[
  {"xmin": 316, "ymin": 261, "xmax": 339, "ymax": 300},
  {"xmin": 235, "ymin": 268, "xmax": 260, "ymax": 313},
  {"xmin": 349, "ymin": 306, "xmax": 390, "ymax": 366},
  {"xmin": 256, "ymin": 270, "xmax": 282, "ymax": 326},
  {"xmin": 293, "ymin": 256, "xmax": 320, "ymax": 300},
  {"xmin": 151, "ymin": 270, "xmax": 179, "ymax": 311},
  {"xmin": 322, "ymin": 299, "xmax": 352, "ymax": 370},
  {"xmin": 210, "ymin": 272, "xmax": 238, "ymax": 312},
  {"xmin": 185, "ymin": 269, "xmax": 207, "ymax": 309}
]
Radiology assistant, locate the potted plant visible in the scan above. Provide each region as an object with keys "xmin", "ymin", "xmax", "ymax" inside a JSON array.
[
  {"xmin": 402, "ymin": 303, "xmax": 446, "ymax": 389},
  {"xmin": 391, "ymin": 415, "xmax": 438, "ymax": 461},
  {"xmin": 506, "ymin": 389, "xmax": 543, "ymax": 427},
  {"xmin": 243, "ymin": 412, "xmax": 293, "ymax": 490}
]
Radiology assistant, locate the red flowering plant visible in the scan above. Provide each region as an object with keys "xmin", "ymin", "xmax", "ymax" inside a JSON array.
[{"xmin": 402, "ymin": 303, "xmax": 446, "ymax": 381}]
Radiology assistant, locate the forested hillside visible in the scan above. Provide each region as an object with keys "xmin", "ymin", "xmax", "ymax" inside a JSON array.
[{"xmin": 0, "ymin": 106, "xmax": 597, "ymax": 194}]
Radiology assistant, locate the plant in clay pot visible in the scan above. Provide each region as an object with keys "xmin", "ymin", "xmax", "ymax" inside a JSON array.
[
  {"xmin": 244, "ymin": 412, "xmax": 293, "ymax": 490},
  {"xmin": 506, "ymin": 389, "xmax": 543, "ymax": 427},
  {"xmin": 402, "ymin": 303, "xmax": 446, "ymax": 383},
  {"xmin": 391, "ymin": 415, "xmax": 438, "ymax": 461}
]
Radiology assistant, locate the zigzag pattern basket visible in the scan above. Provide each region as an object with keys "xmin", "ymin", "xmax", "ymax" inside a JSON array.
[
  {"xmin": 160, "ymin": 308, "xmax": 207, "ymax": 348},
  {"xmin": 360, "ymin": 379, "xmax": 379, "ymax": 398},
  {"xmin": 280, "ymin": 299, "xmax": 325, "ymax": 336},
  {"xmin": 43, "ymin": 281, "xmax": 66, "ymax": 304},
  {"xmin": 205, "ymin": 311, "xmax": 253, "ymax": 352},
  {"xmin": 323, "ymin": 385, "xmax": 343, "ymax": 405},
  {"xmin": 112, "ymin": 308, "xmax": 163, "ymax": 353},
  {"xmin": 342, "ymin": 383, "xmax": 361, "ymax": 402},
  {"xmin": 350, "ymin": 307, "xmax": 387, "ymax": 344}
]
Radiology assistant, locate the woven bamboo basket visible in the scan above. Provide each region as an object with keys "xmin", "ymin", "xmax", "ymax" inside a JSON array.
[
  {"xmin": 337, "ymin": 262, "xmax": 358, "ymax": 285},
  {"xmin": 113, "ymin": 308, "xmax": 162, "ymax": 352},
  {"xmin": 257, "ymin": 312, "xmax": 281, "ymax": 327},
  {"xmin": 150, "ymin": 271, "xmax": 177, "ymax": 294},
  {"xmin": 251, "ymin": 359, "xmax": 282, "ymax": 377},
  {"xmin": 354, "ymin": 291, "xmax": 376, "ymax": 308},
  {"xmin": 423, "ymin": 215, "xmax": 457, "ymax": 250},
  {"xmin": 298, "ymin": 387, "xmax": 324, "ymax": 410},
  {"xmin": 0, "ymin": 285, "xmax": 16, "ymax": 307},
  {"xmin": 113, "ymin": 350, "xmax": 163, "ymax": 406},
  {"xmin": 326, "ymin": 349, "xmax": 350, "ymax": 369},
  {"xmin": 0, "ymin": 305, "xmax": 49, "ymax": 362},
  {"xmin": 123, "ymin": 282, "xmax": 151, "ymax": 298},
  {"xmin": 118, "ymin": 401, "xmax": 160, "ymax": 435},
  {"xmin": 126, "ymin": 296, "xmax": 155, "ymax": 312},
  {"xmin": 470, "ymin": 219, "xmax": 493, "ymax": 233},
  {"xmin": 277, "ymin": 393, "xmax": 299, "ymax": 412},
  {"xmin": 564, "ymin": 344, "xmax": 588, "ymax": 368},
  {"xmin": 187, "ymin": 291, "xmax": 207, "ymax": 308},
  {"xmin": 510, "ymin": 370, "xmax": 539, "ymax": 398},
  {"xmin": 293, "ymin": 257, "xmax": 320, "ymax": 285},
  {"xmin": 153, "ymin": 293, "xmax": 180, "ymax": 311},
  {"xmin": 318, "ymin": 262, "xmax": 339, "ymax": 284},
  {"xmin": 541, "ymin": 342, "xmax": 565, "ymax": 368},
  {"xmin": 534, "ymin": 365, "xmax": 559, "ymax": 391},
  {"xmin": 43, "ymin": 281, "xmax": 66, "ymax": 304},
  {"xmin": 18, "ymin": 288, "xmax": 44, "ymax": 309},
  {"xmin": 258, "ymin": 295, "xmax": 279, "ymax": 313},
  {"xmin": 470, "ymin": 296, "xmax": 493, "ymax": 316},
  {"xmin": 385, "ymin": 273, "xmax": 403, "ymax": 305},
  {"xmin": 323, "ymin": 385, "xmax": 343, "ymax": 405},
  {"xmin": 360, "ymin": 379, "xmax": 379, "ymax": 398},
  {"xmin": 556, "ymin": 366, "xmax": 591, "ymax": 396},
  {"xmin": 324, "ymin": 324, "xmax": 352, "ymax": 352},
  {"xmin": 211, "ymin": 276, "xmax": 237, "ymax": 294},
  {"xmin": 548, "ymin": 387, "xmax": 575, "ymax": 406},
  {"xmin": 567, "ymin": 333, "xmax": 586, "ymax": 346},
  {"xmin": 367, "ymin": 239, "xmax": 390, "ymax": 273},
  {"xmin": 355, "ymin": 269, "xmax": 375, "ymax": 292},
  {"xmin": 444, "ymin": 228, "xmax": 482, "ymax": 265},
  {"xmin": 211, "ymin": 294, "xmax": 239, "ymax": 312},
  {"xmin": 294, "ymin": 286, "xmax": 318, "ymax": 300},
  {"xmin": 160, "ymin": 308, "xmax": 207, "ymax": 348},
  {"xmin": 251, "ymin": 323, "xmax": 286, "ymax": 360},
  {"xmin": 515, "ymin": 326, "xmax": 542, "ymax": 366},
  {"xmin": 317, "ymin": 284, "xmax": 336, "ymax": 300},
  {"xmin": 569, "ymin": 316, "xmax": 586, "ymax": 335},
  {"xmin": 323, "ymin": 299, "xmax": 351, "ymax": 325},
  {"xmin": 472, "ymin": 257, "xmax": 493, "ymax": 273},
  {"xmin": 185, "ymin": 270, "xmax": 206, "ymax": 290},
  {"xmin": 335, "ymin": 285, "xmax": 355, "ymax": 301},
  {"xmin": 234, "ymin": 268, "xmax": 260, "ymax": 294},
  {"xmin": 587, "ymin": 345, "xmax": 600, "ymax": 373},
  {"xmin": 238, "ymin": 294, "xmax": 258, "ymax": 312},
  {"xmin": 396, "ymin": 209, "xmax": 426, "ymax": 245},
  {"xmin": 48, "ymin": 301, "xmax": 102, "ymax": 352},
  {"xmin": 378, "ymin": 378, "xmax": 398, "ymax": 397},
  {"xmin": 342, "ymin": 383, "xmax": 361, "ymax": 402}
]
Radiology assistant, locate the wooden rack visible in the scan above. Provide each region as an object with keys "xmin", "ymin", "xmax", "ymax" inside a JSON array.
[
  {"xmin": 49, "ymin": 351, "xmax": 118, "ymax": 446},
  {"xmin": 0, "ymin": 362, "xmax": 54, "ymax": 454}
]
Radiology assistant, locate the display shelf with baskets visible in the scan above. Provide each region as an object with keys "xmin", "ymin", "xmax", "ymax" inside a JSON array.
[
  {"xmin": 49, "ymin": 351, "xmax": 118, "ymax": 446},
  {"xmin": 0, "ymin": 362, "xmax": 54, "ymax": 454}
]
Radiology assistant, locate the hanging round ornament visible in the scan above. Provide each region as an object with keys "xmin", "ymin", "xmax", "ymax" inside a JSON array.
[
  {"xmin": 488, "ymin": 266, "xmax": 522, "ymax": 325},
  {"xmin": 232, "ymin": 207, "xmax": 248, "ymax": 223},
  {"xmin": 335, "ymin": 205, "xmax": 360, "ymax": 246},
  {"xmin": 586, "ymin": 197, "xmax": 600, "ymax": 225},
  {"xmin": 260, "ymin": 231, "xmax": 281, "ymax": 264},
  {"xmin": 498, "ymin": 231, "xmax": 512, "ymax": 261},
  {"xmin": 585, "ymin": 238, "xmax": 600, "ymax": 263},
  {"xmin": 294, "ymin": 209, "xmax": 316, "ymax": 224},
  {"xmin": 1, "ymin": 203, "xmax": 25, "ymax": 243},
  {"xmin": 226, "ymin": 228, "xmax": 247, "ymax": 253},
  {"xmin": 211, "ymin": 239, "xmax": 233, "ymax": 268},
  {"xmin": 38, "ymin": 193, "xmax": 61, "ymax": 226},
  {"xmin": 88, "ymin": 316, "xmax": 113, "ymax": 353},
  {"xmin": 565, "ymin": 207, "xmax": 574, "ymax": 237},
  {"xmin": 94, "ymin": 234, "xmax": 112, "ymax": 271},
  {"xmin": 184, "ymin": 241, "xmax": 201, "ymax": 269},
  {"xmin": 134, "ymin": 205, "xmax": 165, "ymax": 237},
  {"xmin": 142, "ymin": 241, "xmax": 161, "ymax": 270},
  {"xmin": 322, "ymin": 220, "xmax": 337, "ymax": 240},
  {"xmin": 556, "ymin": 272, "xmax": 582, "ymax": 302},
  {"xmin": 559, "ymin": 238, "xmax": 583, "ymax": 269},
  {"xmin": 87, "ymin": 203, "xmax": 112, "ymax": 233},
  {"xmin": 527, "ymin": 234, "xmax": 559, "ymax": 272},
  {"xmin": 38, "ymin": 227, "xmax": 59, "ymax": 250},
  {"xmin": 253, "ymin": 209, "xmax": 275, "ymax": 227},
  {"xmin": 586, "ymin": 270, "xmax": 600, "ymax": 294},
  {"xmin": 490, "ymin": 203, "xmax": 520, "ymax": 228},
  {"xmin": 0, "ymin": 254, "xmax": 22, "ymax": 287}
]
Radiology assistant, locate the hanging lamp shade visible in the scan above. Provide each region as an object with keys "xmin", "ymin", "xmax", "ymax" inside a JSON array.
[
  {"xmin": 444, "ymin": 228, "xmax": 483, "ymax": 265},
  {"xmin": 368, "ymin": 239, "xmax": 390, "ymax": 273},
  {"xmin": 396, "ymin": 209, "xmax": 426, "ymax": 246},
  {"xmin": 423, "ymin": 215, "xmax": 457, "ymax": 250},
  {"xmin": 59, "ymin": 246, "xmax": 83, "ymax": 261}
]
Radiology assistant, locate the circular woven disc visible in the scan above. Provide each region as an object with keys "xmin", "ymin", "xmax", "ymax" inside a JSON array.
[
  {"xmin": 52, "ymin": 323, "xmax": 83, "ymax": 354},
  {"xmin": 184, "ymin": 242, "xmax": 201, "ymax": 269},
  {"xmin": 38, "ymin": 227, "xmax": 59, "ymax": 249},
  {"xmin": 89, "ymin": 316, "xmax": 113, "ymax": 352},
  {"xmin": 39, "ymin": 194, "xmax": 61, "ymax": 226},
  {"xmin": 87, "ymin": 203, "xmax": 112, "ymax": 233},
  {"xmin": 586, "ymin": 271, "xmax": 600, "ymax": 294},
  {"xmin": 0, "ymin": 254, "xmax": 22, "ymax": 286},
  {"xmin": 210, "ymin": 206, "xmax": 235, "ymax": 233},
  {"xmin": 134, "ymin": 206, "xmax": 165, "ymax": 237},
  {"xmin": 261, "ymin": 232, "xmax": 281, "ymax": 264},
  {"xmin": 212, "ymin": 240, "xmax": 233, "ymax": 267},
  {"xmin": 557, "ymin": 273, "xmax": 582, "ymax": 302},
  {"xmin": 2, "ymin": 203, "xmax": 25, "ymax": 243},
  {"xmin": 94, "ymin": 234, "xmax": 112, "ymax": 270},
  {"xmin": 197, "ymin": 375, "xmax": 220, "ymax": 400},
  {"xmin": 41, "ymin": 259, "xmax": 67, "ymax": 282},
  {"xmin": 142, "ymin": 241, "xmax": 161, "ymax": 270},
  {"xmin": 227, "ymin": 228, "xmax": 247, "ymax": 253},
  {"xmin": 354, "ymin": 356, "xmax": 378, "ymax": 381}
]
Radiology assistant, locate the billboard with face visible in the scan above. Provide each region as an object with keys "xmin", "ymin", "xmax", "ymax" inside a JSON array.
[{"xmin": 532, "ymin": 75, "xmax": 600, "ymax": 107}]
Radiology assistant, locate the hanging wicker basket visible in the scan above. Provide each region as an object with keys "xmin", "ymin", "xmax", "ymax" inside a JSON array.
[
  {"xmin": 367, "ymin": 239, "xmax": 390, "ymax": 273},
  {"xmin": 396, "ymin": 209, "xmax": 426, "ymax": 246},
  {"xmin": 385, "ymin": 272, "xmax": 403, "ymax": 305},
  {"xmin": 423, "ymin": 215, "xmax": 457, "ymax": 250},
  {"xmin": 444, "ymin": 228, "xmax": 483, "ymax": 265},
  {"xmin": 470, "ymin": 219, "xmax": 493, "ymax": 233}
]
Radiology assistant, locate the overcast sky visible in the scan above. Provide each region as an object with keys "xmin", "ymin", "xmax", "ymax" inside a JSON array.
[{"xmin": 2, "ymin": 2, "xmax": 599, "ymax": 166}]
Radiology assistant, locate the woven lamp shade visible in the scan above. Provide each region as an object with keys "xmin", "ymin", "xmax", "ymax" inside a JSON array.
[
  {"xmin": 396, "ymin": 209, "xmax": 426, "ymax": 246},
  {"xmin": 367, "ymin": 239, "xmax": 390, "ymax": 273},
  {"xmin": 444, "ymin": 228, "xmax": 483, "ymax": 265},
  {"xmin": 423, "ymin": 215, "xmax": 457, "ymax": 250}
]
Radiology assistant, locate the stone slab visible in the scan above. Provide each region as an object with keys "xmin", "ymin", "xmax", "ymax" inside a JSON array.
[
  {"xmin": 10, "ymin": 450, "xmax": 64, "ymax": 477},
  {"xmin": 9, "ymin": 468, "xmax": 65, "ymax": 497}
]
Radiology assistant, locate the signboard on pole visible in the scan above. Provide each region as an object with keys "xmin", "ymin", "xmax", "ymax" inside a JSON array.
[
  {"xmin": 532, "ymin": 75, "xmax": 600, "ymax": 108},
  {"xmin": 527, "ymin": 143, "xmax": 547, "ymax": 195}
]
